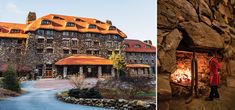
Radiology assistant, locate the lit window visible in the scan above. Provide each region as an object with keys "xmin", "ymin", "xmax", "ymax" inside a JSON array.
[
  {"xmin": 41, "ymin": 20, "xmax": 51, "ymax": 25},
  {"xmin": 66, "ymin": 22, "xmax": 75, "ymax": 27},
  {"xmin": 63, "ymin": 49, "xmax": 69, "ymax": 54},
  {"xmin": 10, "ymin": 29, "xmax": 20, "ymax": 33},
  {"xmin": 88, "ymin": 24, "xmax": 96, "ymax": 29},
  {"xmin": 109, "ymin": 26, "xmax": 116, "ymax": 30}
]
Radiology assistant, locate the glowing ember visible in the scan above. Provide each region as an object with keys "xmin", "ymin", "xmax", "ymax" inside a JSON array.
[{"xmin": 171, "ymin": 68, "xmax": 191, "ymax": 85}]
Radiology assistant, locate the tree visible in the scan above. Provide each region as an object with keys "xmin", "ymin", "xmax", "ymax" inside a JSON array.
[
  {"xmin": 2, "ymin": 64, "xmax": 21, "ymax": 92},
  {"xmin": 109, "ymin": 51, "xmax": 126, "ymax": 79}
]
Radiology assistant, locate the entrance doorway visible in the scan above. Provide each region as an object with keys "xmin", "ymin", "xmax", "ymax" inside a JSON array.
[{"xmin": 45, "ymin": 64, "xmax": 53, "ymax": 78}]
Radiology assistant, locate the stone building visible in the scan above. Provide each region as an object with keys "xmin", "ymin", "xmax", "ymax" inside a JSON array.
[
  {"xmin": 123, "ymin": 39, "xmax": 156, "ymax": 75},
  {"xmin": 0, "ymin": 12, "xmax": 127, "ymax": 78}
]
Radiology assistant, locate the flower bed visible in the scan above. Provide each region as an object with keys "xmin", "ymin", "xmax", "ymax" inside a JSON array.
[{"xmin": 57, "ymin": 91, "xmax": 156, "ymax": 110}]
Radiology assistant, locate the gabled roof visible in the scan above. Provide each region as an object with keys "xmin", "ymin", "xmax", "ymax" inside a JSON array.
[
  {"xmin": 55, "ymin": 54, "xmax": 113, "ymax": 65},
  {"xmin": 25, "ymin": 14, "xmax": 127, "ymax": 38},
  {"xmin": 0, "ymin": 22, "xmax": 28, "ymax": 39},
  {"xmin": 124, "ymin": 39, "xmax": 156, "ymax": 53}
]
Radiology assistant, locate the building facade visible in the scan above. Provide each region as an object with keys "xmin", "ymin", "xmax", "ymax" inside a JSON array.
[
  {"xmin": 0, "ymin": 12, "xmax": 127, "ymax": 78},
  {"xmin": 123, "ymin": 39, "xmax": 156, "ymax": 74}
]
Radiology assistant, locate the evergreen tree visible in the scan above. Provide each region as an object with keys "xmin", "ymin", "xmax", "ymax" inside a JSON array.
[{"xmin": 2, "ymin": 64, "xmax": 21, "ymax": 92}]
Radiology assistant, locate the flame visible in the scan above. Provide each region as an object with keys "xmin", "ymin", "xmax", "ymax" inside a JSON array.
[{"xmin": 171, "ymin": 68, "xmax": 191, "ymax": 84}]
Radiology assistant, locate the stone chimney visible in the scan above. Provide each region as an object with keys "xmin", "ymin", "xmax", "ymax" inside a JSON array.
[
  {"xmin": 144, "ymin": 40, "xmax": 152, "ymax": 45},
  {"xmin": 26, "ymin": 11, "xmax": 36, "ymax": 24},
  {"xmin": 106, "ymin": 20, "xmax": 112, "ymax": 25}
]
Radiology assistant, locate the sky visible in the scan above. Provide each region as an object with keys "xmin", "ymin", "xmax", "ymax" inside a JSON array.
[{"xmin": 0, "ymin": 0, "xmax": 156, "ymax": 45}]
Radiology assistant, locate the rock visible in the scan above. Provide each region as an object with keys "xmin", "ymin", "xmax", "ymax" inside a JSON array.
[
  {"xmin": 157, "ymin": 89, "xmax": 172, "ymax": 101},
  {"xmin": 136, "ymin": 100, "xmax": 146, "ymax": 107},
  {"xmin": 200, "ymin": 15, "xmax": 212, "ymax": 26},
  {"xmin": 158, "ymin": 29, "xmax": 182, "ymax": 73},
  {"xmin": 157, "ymin": 0, "xmax": 198, "ymax": 30},
  {"xmin": 180, "ymin": 21, "xmax": 224, "ymax": 49}
]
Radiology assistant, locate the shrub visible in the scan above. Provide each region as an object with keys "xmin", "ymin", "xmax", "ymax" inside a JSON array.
[
  {"xmin": 68, "ymin": 88, "xmax": 102, "ymax": 99},
  {"xmin": 2, "ymin": 64, "xmax": 21, "ymax": 92},
  {"xmin": 69, "ymin": 75, "xmax": 85, "ymax": 89}
]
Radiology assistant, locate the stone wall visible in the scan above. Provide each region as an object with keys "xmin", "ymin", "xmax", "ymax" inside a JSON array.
[
  {"xmin": 25, "ymin": 30, "xmax": 124, "ymax": 77},
  {"xmin": 57, "ymin": 92, "xmax": 156, "ymax": 110}
]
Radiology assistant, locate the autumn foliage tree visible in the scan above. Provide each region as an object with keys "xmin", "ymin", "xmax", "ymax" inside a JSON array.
[{"xmin": 109, "ymin": 51, "xmax": 126, "ymax": 79}]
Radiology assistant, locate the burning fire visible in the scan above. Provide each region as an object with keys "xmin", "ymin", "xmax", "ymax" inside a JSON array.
[{"xmin": 171, "ymin": 68, "xmax": 191, "ymax": 85}]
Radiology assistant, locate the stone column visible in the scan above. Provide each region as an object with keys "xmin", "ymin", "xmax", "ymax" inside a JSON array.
[
  {"xmin": 145, "ymin": 68, "xmax": 148, "ymax": 75},
  {"xmin": 98, "ymin": 66, "xmax": 102, "ymax": 78},
  {"xmin": 111, "ymin": 68, "xmax": 115, "ymax": 77},
  {"xmin": 63, "ymin": 66, "xmax": 68, "ymax": 78},
  {"xmin": 79, "ymin": 66, "xmax": 83, "ymax": 76},
  {"xmin": 149, "ymin": 67, "xmax": 153, "ymax": 77}
]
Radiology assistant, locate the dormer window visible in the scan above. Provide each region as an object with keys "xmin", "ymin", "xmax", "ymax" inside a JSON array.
[
  {"xmin": 75, "ymin": 18, "xmax": 85, "ymax": 22},
  {"xmin": 66, "ymin": 22, "xmax": 75, "ymax": 27},
  {"xmin": 146, "ymin": 45, "xmax": 151, "ymax": 48},
  {"xmin": 88, "ymin": 24, "xmax": 96, "ymax": 29},
  {"xmin": 53, "ymin": 16, "xmax": 64, "ymax": 20},
  {"xmin": 134, "ymin": 44, "xmax": 141, "ymax": 48},
  {"xmin": 10, "ymin": 29, "xmax": 21, "ymax": 33},
  {"xmin": 109, "ymin": 26, "xmax": 116, "ymax": 30},
  {"xmin": 96, "ymin": 20, "xmax": 104, "ymax": 24},
  {"xmin": 41, "ymin": 20, "xmax": 51, "ymax": 25}
]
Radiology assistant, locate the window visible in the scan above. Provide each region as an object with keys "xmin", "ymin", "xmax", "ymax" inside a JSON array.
[
  {"xmin": 71, "ymin": 39, "xmax": 78, "ymax": 46},
  {"xmin": 88, "ymin": 24, "xmax": 96, "ymax": 29},
  {"xmin": 37, "ymin": 30, "xmax": 44, "ymax": 35},
  {"xmin": 114, "ymin": 41, "xmax": 119, "ymax": 47},
  {"xmin": 66, "ymin": 22, "xmax": 75, "ymax": 27},
  {"xmin": 146, "ymin": 45, "xmax": 151, "ymax": 48},
  {"xmin": 53, "ymin": 16, "xmax": 64, "ymax": 20},
  {"xmin": 46, "ymin": 39, "xmax": 53, "ymax": 43},
  {"xmin": 134, "ymin": 44, "xmax": 141, "ymax": 48},
  {"xmin": 63, "ymin": 32, "xmax": 69, "ymax": 36},
  {"xmin": 113, "ymin": 35, "xmax": 119, "ymax": 39},
  {"xmin": 16, "ymin": 49, "xmax": 21, "ymax": 54},
  {"xmin": 106, "ymin": 41, "xmax": 112, "ymax": 47},
  {"xmin": 109, "ymin": 26, "xmax": 116, "ymax": 30},
  {"xmin": 85, "ymin": 41, "xmax": 92, "ymax": 47},
  {"xmin": 62, "ymin": 39, "xmax": 70, "ymax": 47},
  {"xmin": 93, "ymin": 41, "xmax": 99, "ymax": 46},
  {"xmin": 108, "ymin": 51, "xmax": 112, "ymax": 55},
  {"xmin": 17, "ymin": 39, "xmax": 23, "ymax": 44},
  {"xmin": 75, "ymin": 18, "xmax": 84, "ymax": 22},
  {"xmin": 45, "ymin": 30, "xmax": 54, "ymax": 36},
  {"xmin": 37, "ymin": 38, "xmax": 44, "ymax": 43},
  {"xmin": 94, "ymin": 50, "xmax": 99, "ymax": 55},
  {"xmin": 10, "ymin": 29, "xmax": 20, "ymax": 33},
  {"xmin": 46, "ymin": 64, "xmax": 52, "ymax": 70},
  {"xmin": 63, "ymin": 49, "xmax": 69, "ymax": 54},
  {"xmin": 41, "ymin": 20, "xmax": 51, "ymax": 25},
  {"xmin": 46, "ymin": 48, "xmax": 53, "ymax": 53},
  {"xmin": 86, "ymin": 50, "xmax": 92, "ymax": 54},
  {"xmin": 71, "ymin": 50, "xmax": 78, "ymax": 54},
  {"xmin": 37, "ymin": 49, "xmax": 43, "ymax": 54}
]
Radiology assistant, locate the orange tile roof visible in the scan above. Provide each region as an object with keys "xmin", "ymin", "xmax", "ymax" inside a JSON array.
[
  {"xmin": 55, "ymin": 54, "xmax": 113, "ymax": 65},
  {"xmin": 124, "ymin": 39, "xmax": 156, "ymax": 53},
  {"xmin": 25, "ymin": 14, "xmax": 127, "ymax": 38},
  {"xmin": 0, "ymin": 22, "xmax": 28, "ymax": 39},
  {"xmin": 126, "ymin": 64, "xmax": 151, "ymax": 68}
]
